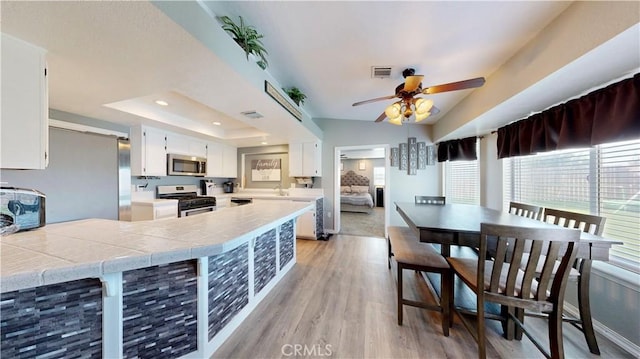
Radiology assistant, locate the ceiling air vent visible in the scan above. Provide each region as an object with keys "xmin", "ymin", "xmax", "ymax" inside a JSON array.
[
  {"xmin": 371, "ymin": 66, "xmax": 392, "ymax": 79},
  {"xmin": 241, "ymin": 110, "xmax": 263, "ymax": 119}
]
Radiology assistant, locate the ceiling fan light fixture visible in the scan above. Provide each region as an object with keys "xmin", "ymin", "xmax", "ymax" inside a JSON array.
[
  {"xmin": 414, "ymin": 98, "xmax": 434, "ymax": 115},
  {"xmin": 415, "ymin": 111, "xmax": 431, "ymax": 123},
  {"xmin": 385, "ymin": 102, "xmax": 401, "ymax": 119},
  {"xmin": 388, "ymin": 116, "xmax": 403, "ymax": 126}
]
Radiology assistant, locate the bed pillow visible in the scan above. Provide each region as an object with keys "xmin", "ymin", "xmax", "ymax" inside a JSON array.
[
  {"xmin": 351, "ymin": 185, "xmax": 369, "ymax": 193},
  {"xmin": 340, "ymin": 186, "xmax": 352, "ymax": 193}
]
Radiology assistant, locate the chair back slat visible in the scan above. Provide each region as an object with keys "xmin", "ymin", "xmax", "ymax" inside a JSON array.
[
  {"xmin": 415, "ymin": 196, "xmax": 446, "ymax": 205},
  {"xmin": 505, "ymin": 238, "xmax": 526, "ymax": 297},
  {"xmin": 509, "ymin": 202, "xmax": 543, "ymax": 220},
  {"xmin": 519, "ymin": 239, "xmax": 542, "ymax": 300},
  {"xmin": 543, "ymin": 208, "xmax": 606, "ymax": 235}
]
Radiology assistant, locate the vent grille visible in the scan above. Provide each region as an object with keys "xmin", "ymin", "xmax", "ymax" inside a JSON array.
[
  {"xmin": 241, "ymin": 110, "xmax": 264, "ymax": 119},
  {"xmin": 371, "ymin": 66, "xmax": 392, "ymax": 79}
]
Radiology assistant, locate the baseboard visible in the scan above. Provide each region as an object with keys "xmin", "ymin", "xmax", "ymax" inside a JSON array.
[{"xmin": 563, "ymin": 302, "xmax": 640, "ymax": 357}]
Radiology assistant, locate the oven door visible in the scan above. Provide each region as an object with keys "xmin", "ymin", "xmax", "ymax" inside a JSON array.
[{"xmin": 180, "ymin": 205, "xmax": 216, "ymax": 217}]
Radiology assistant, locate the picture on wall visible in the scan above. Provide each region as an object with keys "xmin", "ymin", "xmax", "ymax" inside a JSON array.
[{"xmin": 251, "ymin": 159, "xmax": 281, "ymax": 181}]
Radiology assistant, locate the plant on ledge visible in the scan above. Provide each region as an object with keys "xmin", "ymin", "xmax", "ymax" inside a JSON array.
[
  {"xmin": 284, "ymin": 87, "xmax": 307, "ymax": 106},
  {"xmin": 219, "ymin": 15, "xmax": 268, "ymax": 69}
]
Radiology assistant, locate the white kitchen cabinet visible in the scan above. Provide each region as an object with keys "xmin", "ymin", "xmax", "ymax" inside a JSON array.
[
  {"xmin": 166, "ymin": 133, "xmax": 207, "ymax": 158},
  {"xmin": 296, "ymin": 210, "xmax": 316, "ymax": 239},
  {"xmin": 131, "ymin": 199, "xmax": 178, "ymax": 221},
  {"xmin": 289, "ymin": 141, "xmax": 322, "ymax": 177},
  {"xmin": 131, "ymin": 126, "xmax": 167, "ymax": 176},
  {"xmin": 1, "ymin": 33, "xmax": 49, "ymax": 170},
  {"xmin": 206, "ymin": 142, "xmax": 237, "ymax": 178},
  {"xmin": 295, "ymin": 200, "xmax": 316, "ymax": 239}
]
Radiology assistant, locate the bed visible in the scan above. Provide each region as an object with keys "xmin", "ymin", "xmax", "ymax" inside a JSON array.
[{"xmin": 340, "ymin": 170, "xmax": 374, "ymax": 213}]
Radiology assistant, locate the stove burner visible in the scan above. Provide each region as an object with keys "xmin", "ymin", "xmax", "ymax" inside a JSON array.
[{"xmin": 156, "ymin": 185, "xmax": 216, "ymax": 216}]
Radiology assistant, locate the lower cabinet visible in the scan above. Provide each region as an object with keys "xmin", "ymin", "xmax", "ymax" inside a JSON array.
[
  {"xmin": 131, "ymin": 200, "xmax": 178, "ymax": 221},
  {"xmin": 295, "ymin": 198, "xmax": 324, "ymax": 240}
]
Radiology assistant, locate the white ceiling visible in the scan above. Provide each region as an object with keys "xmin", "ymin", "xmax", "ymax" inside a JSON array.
[{"xmin": 1, "ymin": 1, "xmax": 638, "ymax": 147}]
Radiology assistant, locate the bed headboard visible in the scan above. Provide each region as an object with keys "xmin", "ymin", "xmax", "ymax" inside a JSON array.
[{"xmin": 341, "ymin": 170, "xmax": 370, "ymax": 187}]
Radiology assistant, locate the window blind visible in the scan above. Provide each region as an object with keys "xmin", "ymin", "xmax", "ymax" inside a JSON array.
[
  {"xmin": 445, "ymin": 159, "xmax": 480, "ymax": 205},
  {"xmin": 503, "ymin": 139, "xmax": 640, "ymax": 272}
]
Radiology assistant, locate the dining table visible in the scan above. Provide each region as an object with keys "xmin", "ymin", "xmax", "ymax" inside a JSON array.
[{"xmin": 394, "ymin": 202, "xmax": 623, "ymax": 355}]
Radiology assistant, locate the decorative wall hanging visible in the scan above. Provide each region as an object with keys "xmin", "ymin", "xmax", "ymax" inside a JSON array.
[
  {"xmin": 408, "ymin": 137, "xmax": 418, "ymax": 175},
  {"xmin": 417, "ymin": 142, "xmax": 427, "ymax": 169},
  {"xmin": 251, "ymin": 159, "xmax": 281, "ymax": 181},
  {"xmin": 390, "ymin": 138, "xmax": 434, "ymax": 175},
  {"xmin": 390, "ymin": 147, "xmax": 399, "ymax": 167},
  {"xmin": 399, "ymin": 143, "xmax": 408, "ymax": 171}
]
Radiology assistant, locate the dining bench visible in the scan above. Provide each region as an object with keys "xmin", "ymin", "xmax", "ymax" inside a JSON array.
[{"xmin": 387, "ymin": 226, "xmax": 453, "ymax": 336}]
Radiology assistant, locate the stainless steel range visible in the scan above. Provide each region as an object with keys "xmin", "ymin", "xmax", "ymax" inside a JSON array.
[{"xmin": 157, "ymin": 185, "xmax": 216, "ymax": 217}]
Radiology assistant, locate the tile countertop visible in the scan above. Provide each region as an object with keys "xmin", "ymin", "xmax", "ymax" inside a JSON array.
[{"xmin": 0, "ymin": 201, "xmax": 312, "ymax": 293}]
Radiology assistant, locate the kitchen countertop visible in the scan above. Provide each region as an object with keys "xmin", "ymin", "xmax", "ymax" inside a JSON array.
[{"xmin": 0, "ymin": 201, "xmax": 311, "ymax": 293}]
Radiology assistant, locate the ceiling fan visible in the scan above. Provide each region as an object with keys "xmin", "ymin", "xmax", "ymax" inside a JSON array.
[{"xmin": 352, "ymin": 68, "xmax": 485, "ymax": 125}]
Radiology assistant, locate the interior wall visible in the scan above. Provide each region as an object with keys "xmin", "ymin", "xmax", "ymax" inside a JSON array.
[
  {"xmin": 1, "ymin": 127, "xmax": 119, "ymax": 223},
  {"xmin": 317, "ymin": 119, "xmax": 439, "ymax": 230}
]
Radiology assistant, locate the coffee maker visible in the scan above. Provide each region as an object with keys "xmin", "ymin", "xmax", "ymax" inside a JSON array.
[{"xmin": 222, "ymin": 181, "xmax": 234, "ymax": 193}]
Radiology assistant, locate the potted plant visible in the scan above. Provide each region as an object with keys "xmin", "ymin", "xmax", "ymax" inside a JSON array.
[
  {"xmin": 219, "ymin": 15, "xmax": 268, "ymax": 69},
  {"xmin": 284, "ymin": 87, "xmax": 307, "ymax": 106}
]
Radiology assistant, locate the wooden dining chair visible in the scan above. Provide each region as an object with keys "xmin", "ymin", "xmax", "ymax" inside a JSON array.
[
  {"xmin": 509, "ymin": 201, "xmax": 543, "ymax": 220},
  {"xmin": 521, "ymin": 207, "xmax": 606, "ymax": 354},
  {"xmin": 415, "ymin": 196, "xmax": 446, "ymax": 205},
  {"xmin": 447, "ymin": 223, "xmax": 581, "ymax": 359}
]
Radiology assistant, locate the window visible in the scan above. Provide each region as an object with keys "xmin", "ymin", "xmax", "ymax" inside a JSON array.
[
  {"xmin": 445, "ymin": 158, "xmax": 480, "ymax": 205},
  {"xmin": 373, "ymin": 166, "xmax": 385, "ymax": 186},
  {"xmin": 503, "ymin": 139, "xmax": 640, "ymax": 272}
]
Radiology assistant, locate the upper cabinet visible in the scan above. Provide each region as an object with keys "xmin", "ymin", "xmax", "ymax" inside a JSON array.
[
  {"xmin": 166, "ymin": 133, "xmax": 207, "ymax": 158},
  {"xmin": 289, "ymin": 141, "xmax": 322, "ymax": 177},
  {"xmin": 1, "ymin": 34, "xmax": 49, "ymax": 170},
  {"xmin": 206, "ymin": 142, "xmax": 237, "ymax": 178},
  {"xmin": 131, "ymin": 126, "xmax": 167, "ymax": 176}
]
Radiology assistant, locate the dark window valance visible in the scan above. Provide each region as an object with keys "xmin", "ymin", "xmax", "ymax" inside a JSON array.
[
  {"xmin": 497, "ymin": 73, "xmax": 640, "ymax": 159},
  {"xmin": 437, "ymin": 136, "xmax": 477, "ymax": 162}
]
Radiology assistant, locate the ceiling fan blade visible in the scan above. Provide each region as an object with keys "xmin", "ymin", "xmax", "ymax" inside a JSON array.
[
  {"xmin": 422, "ymin": 77, "xmax": 486, "ymax": 95},
  {"xmin": 374, "ymin": 112, "xmax": 387, "ymax": 122},
  {"xmin": 402, "ymin": 75, "xmax": 424, "ymax": 92},
  {"xmin": 352, "ymin": 94, "xmax": 397, "ymax": 107}
]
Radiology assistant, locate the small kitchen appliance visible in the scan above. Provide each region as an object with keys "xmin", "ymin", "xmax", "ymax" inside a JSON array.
[
  {"xmin": 222, "ymin": 181, "xmax": 235, "ymax": 193},
  {"xmin": 156, "ymin": 185, "xmax": 216, "ymax": 217},
  {"xmin": 0, "ymin": 186, "xmax": 46, "ymax": 234},
  {"xmin": 167, "ymin": 154, "xmax": 207, "ymax": 176}
]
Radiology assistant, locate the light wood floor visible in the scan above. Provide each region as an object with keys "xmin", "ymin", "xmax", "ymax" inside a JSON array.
[{"xmin": 212, "ymin": 234, "xmax": 632, "ymax": 359}]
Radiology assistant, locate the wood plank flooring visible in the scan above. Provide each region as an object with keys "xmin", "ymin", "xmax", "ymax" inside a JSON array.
[{"xmin": 212, "ymin": 234, "xmax": 633, "ymax": 359}]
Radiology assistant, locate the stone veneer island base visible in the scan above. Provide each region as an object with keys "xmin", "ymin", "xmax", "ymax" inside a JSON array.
[{"xmin": 0, "ymin": 201, "xmax": 306, "ymax": 359}]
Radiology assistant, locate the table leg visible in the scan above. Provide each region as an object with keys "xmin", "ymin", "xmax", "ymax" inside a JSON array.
[{"xmin": 578, "ymin": 259, "xmax": 600, "ymax": 355}]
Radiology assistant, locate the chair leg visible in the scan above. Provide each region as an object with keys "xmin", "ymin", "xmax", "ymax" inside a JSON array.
[
  {"xmin": 397, "ymin": 262, "xmax": 403, "ymax": 326},
  {"xmin": 549, "ymin": 305, "xmax": 565, "ymax": 359},
  {"xmin": 477, "ymin": 295, "xmax": 486, "ymax": 359},
  {"xmin": 440, "ymin": 270, "xmax": 451, "ymax": 336},
  {"xmin": 515, "ymin": 308, "xmax": 525, "ymax": 340},
  {"xmin": 577, "ymin": 259, "xmax": 600, "ymax": 355},
  {"xmin": 387, "ymin": 238, "xmax": 391, "ymax": 269}
]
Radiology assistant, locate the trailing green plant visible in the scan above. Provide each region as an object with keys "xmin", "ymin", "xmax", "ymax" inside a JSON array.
[
  {"xmin": 284, "ymin": 87, "xmax": 307, "ymax": 106},
  {"xmin": 219, "ymin": 15, "xmax": 268, "ymax": 69}
]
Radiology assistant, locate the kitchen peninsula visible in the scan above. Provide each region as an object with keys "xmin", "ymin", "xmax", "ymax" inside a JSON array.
[{"xmin": 0, "ymin": 201, "xmax": 311, "ymax": 358}]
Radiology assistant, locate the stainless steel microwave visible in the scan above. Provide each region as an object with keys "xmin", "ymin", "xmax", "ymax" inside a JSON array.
[{"xmin": 167, "ymin": 154, "xmax": 207, "ymax": 176}]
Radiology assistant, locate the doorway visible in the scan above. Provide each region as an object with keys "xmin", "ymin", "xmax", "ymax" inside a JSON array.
[{"xmin": 334, "ymin": 144, "xmax": 390, "ymax": 238}]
